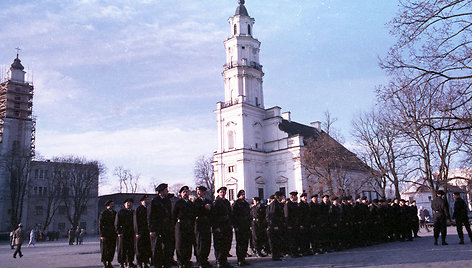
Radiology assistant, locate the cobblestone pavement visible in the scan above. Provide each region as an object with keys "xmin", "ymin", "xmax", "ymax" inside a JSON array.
[{"xmin": 1, "ymin": 227, "xmax": 472, "ymax": 268}]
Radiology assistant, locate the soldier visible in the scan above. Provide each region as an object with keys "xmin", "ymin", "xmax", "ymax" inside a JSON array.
[
  {"xmin": 266, "ymin": 191, "xmax": 285, "ymax": 261},
  {"xmin": 232, "ymin": 190, "xmax": 251, "ymax": 266},
  {"xmin": 99, "ymin": 200, "xmax": 117, "ymax": 268},
  {"xmin": 431, "ymin": 190, "xmax": 450, "ymax": 245},
  {"xmin": 250, "ymin": 197, "xmax": 267, "ymax": 257},
  {"xmin": 410, "ymin": 200, "xmax": 420, "ymax": 238},
  {"xmin": 193, "ymin": 186, "xmax": 212, "ymax": 268},
  {"xmin": 319, "ymin": 195, "xmax": 331, "ymax": 252},
  {"xmin": 340, "ymin": 197, "xmax": 354, "ymax": 248},
  {"xmin": 309, "ymin": 194, "xmax": 322, "ymax": 254},
  {"xmin": 134, "ymin": 195, "xmax": 151, "ymax": 268},
  {"xmin": 211, "ymin": 187, "xmax": 233, "ymax": 268},
  {"xmin": 329, "ymin": 197, "xmax": 342, "ymax": 251},
  {"xmin": 284, "ymin": 191, "xmax": 301, "ymax": 258},
  {"xmin": 12, "ymin": 223, "xmax": 24, "ymax": 259},
  {"xmin": 298, "ymin": 193, "xmax": 311, "ymax": 255},
  {"xmin": 452, "ymin": 192, "xmax": 472, "ymax": 244},
  {"xmin": 148, "ymin": 183, "xmax": 174, "ymax": 268},
  {"xmin": 173, "ymin": 186, "xmax": 196, "ymax": 268},
  {"xmin": 115, "ymin": 198, "xmax": 136, "ymax": 268}
]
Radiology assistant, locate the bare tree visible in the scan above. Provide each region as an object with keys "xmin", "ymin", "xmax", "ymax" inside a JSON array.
[
  {"xmin": 39, "ymin": 165, "xmax": 62, "ymax": 232},
  {"xmin": 169, "ymin": 183, "xmax": 185, "ymax": 195},
  {"xmin": 194, "ymin": 154, "xmax": 215, "ymax": 195},
  {"xmin": 53, "ymin": 156, "xmax": 104, "ymax": 228},
  {"xmin": 352, "ymin": 109, "xmax": 410, "ymax": 199},
  {"xmin": 6, "ymin": 153, "xmax": 31, "ymax": 229},
  {"xmin": 382, "ymin": 0, "xmax": 472, "ymax": 131},
  {"xmin": 114, "ymin": 166, "xmax": 140, "ymax": 193}
]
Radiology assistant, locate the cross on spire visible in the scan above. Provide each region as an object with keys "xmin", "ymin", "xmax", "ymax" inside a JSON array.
[{"xmin": 15, "ymin": 47, "xmax": 21, "ymax": 58}]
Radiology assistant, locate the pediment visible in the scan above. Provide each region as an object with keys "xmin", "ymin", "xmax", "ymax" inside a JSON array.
[
  {"xmin": 253, "ymin": 121, "xmax": 262, "ymax": 128},
  {"xmin": 225, "ymin": 177, "xmax": 238, "ymax": 185},
  {"xmin": 226, "ymin": 121, "xmax": 237, "ymax": 127},
  {"xmin": 276, "ymin": 176, "xmax": 288, "ymax": 184},
  {"xmin": 255, "ymin": 176, "xmax": 265, "ymax": 184}
]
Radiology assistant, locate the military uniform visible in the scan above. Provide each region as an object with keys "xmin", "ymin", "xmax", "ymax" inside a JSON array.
[
  {"xmin": 211, "ymin": 194, "xmax": 233, "ymax": 267},
  {"xmin": 232, "ymin": 192, "xmax": 251, "ymax": 265},
  {"xmin": 250, "ymin": 201, "xmax": 267, "ymax": 256},
  {"xmin": 453, "ymin": 194, "xmax": 472, "ymax": 243},
  {"xmin": 134, "ymin": 201, "xmax": 151, "ymax": 267},
  {"xmin": 284, "ymin": 198, "xmax": 300, "ymax": 257},
  {"xmin": 266, "ymin": 196, "xmax": 284, "ymax": 260},
  {"xmin": 115, "ymin": 202, "xmax": 135, "ymax": 267},
  {"xmin": 148, "ymin": 190, "xmax": 174, "ymax": 268},
  {"xmin": 431, "ymin": 191, "xmax": 449, "ymax": 245},
  {"xmin": 309, "ymin": 198, "xmax": 322, "ymax": 253},
  {"xmin": 99, "ymin": 203, "xmax": 117, "ymax": 267},
  {"xmin": 194, "ymin": 194, "xmax": 212, "ymax": 268},
  {"xmin": 173, "ymin": 190, "xmax": 196, "ymax": 268},
  {"xmin": 298, "ymin": 198, "xmax": 311, "ymax": 255}
]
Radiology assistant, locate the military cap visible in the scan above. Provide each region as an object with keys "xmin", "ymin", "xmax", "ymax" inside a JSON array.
[
  {"xmin": 342, "ymin": 196, "xmax": 349, "ymax": 201},
  {"xmin": 289, "ymin": 191, "xmax": 298, "ymax": 196},
  {"xmin": 311, "ymin": 194, "xmax": 318, "ymax": 198},
  {"xmin": 300, "ymin": 193, "xmax": 307, "ymax": 198},
  {"xmin": 237, "ymin": 190, "xmax": 246, "ymax": 197},
  {"xmin": 269, "ymin": 195, "xmax": 275, "ymax": 200},
  {"xmin": 179, "ymin": 185, "xmax": 190, "ymax": 193},
  {"xmin": 274, "ymin": 191, "xmax": 284, "ymax": 197},
  {"xmin": 197, "ymin": 186, "xmax": 207, "ymax": 191},
  {"xmin": 331, "ymin": 196, "xmax": 339, "ymax": 201},
  {"xmin": 140, "ymin": 195, "xmax": 148, "ymax": 202},
  {"xmin": 361, "ymin": 196, "xmax": 368, "ymax": 200},
  {"xmin": 356, "ymin": 195, "xmax": 361, "ymax": 199},
  {"xmin": 400, "ymin": 199, "xmax": 406, "ymax": 202},
  {"xmin": 437, "ymin": 190, "xmax": 445, "ymax": 195},
  {"xmin": 18, "ymin": 223, "xmax": 23, "ymax": 227},
  {"xmin": 322, "ymin": 194, "xmax": 330, "ymax": 199},
  {"xmin": 123, "ymin": 198, "xmax": 134, "ymax": 204},
  {"xmin": 155, "ymin": 183, "xmax": 168, "ymax": 193},
  {"xmin": 373, "ymin": 199, "xmax": 379, "ymax": 203},
  {"xmin": 253, "ymin": 196, "xmax": 261, "ymax": 202},
  {"xmin": 217, "ymin": 186, "xmax": 227, "ymax": 193},
  {"xmin": 105, "ymin": 199, "xmax": 114, "ymax": 206},
  {"xmin": 379, "ymin": 198, "xmax": 386, "ymax": 203}
]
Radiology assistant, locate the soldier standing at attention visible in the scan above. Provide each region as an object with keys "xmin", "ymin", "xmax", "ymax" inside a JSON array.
[
  {"xmin": 298, "ymin": 193, "xmax": 311, "ymax": 255},
  {"xmin": 284, "ymin": 191, "xmax": 300, "ymax": 258},
  {"xmin": 431, "ymin": 190, "xmax": 450, "ymax": 245},
  {"xmin": 250, "ymin": 197, "xmax": 267, "ymax": 257},
  {"xmin": 193, "ymin": 186, "xmax": 212, "ymax": 268},
  {"xmin": 134, "ymin": 195, "xmax": 151, "ymax": 268},
  {"xmin": 266, "ymin": 191, "xmax": 285, "ymax": 261},
  {"xmin": 211, "ymin": 187, "xmax": 233, "ymax": 268},
  {"xmin": 12, "ymin": 223, "xmax": 24, "ymax": 259},
  {"xmin": 99, "ymin": 200, "xmax": 117, "ymax": 268},
  {"xmin": 148, "ymin": 183, "xmax": 173, "ymax": 268},
  {"xmin": 173, "ymin": 186, "xmax": 196, "ymax": 268},
  {"xmin": 232, "ymin": 190, "xmax": 251, "ymax": 266},
  {"xmin": 452, "ymin": 192, "xmax": 472, "ymax": 244},
  {"xmin": 115, "ymin": 198, "xmax": 136, "ymax": 268}
]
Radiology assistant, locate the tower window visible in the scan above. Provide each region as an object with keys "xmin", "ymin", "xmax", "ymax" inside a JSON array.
[
  {"xmin": 228, "ymin": 189, "xmax": 235, "ymax": 200},
  {"xmin": 258, "ymin": 188, "xmax": 264, "ymax": 199},
  {"xmin": 242, "ymin": 46, "xmax": 245, "ymax": 49},
  {"xmin": 255, "ymin": 97, "xmax": 259, "ymax": 107},
  {"xmin": 248, "ymin": 25, "xmax": 251, "ymax": 35},
  {"xmin": 234, "ymin": 24, "xmax": 237, "ymax": 35},
  {"xmin": 228, "ymin": 131, "xmax": 234, "ymax": 149},
  {"xmin": 228, "ymin": 165, "xmax": 235, "ymax": 173}
]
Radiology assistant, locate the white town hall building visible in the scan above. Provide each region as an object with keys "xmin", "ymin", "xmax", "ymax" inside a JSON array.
[{"xmin": 212, "ymin": 1, "xmax": 372, "ymax": 201}]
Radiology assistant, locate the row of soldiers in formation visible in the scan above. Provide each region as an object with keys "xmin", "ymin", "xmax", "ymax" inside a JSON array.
[{"xmin": 99, "ymin": 184, "xmax": 423, "ymax": 268}]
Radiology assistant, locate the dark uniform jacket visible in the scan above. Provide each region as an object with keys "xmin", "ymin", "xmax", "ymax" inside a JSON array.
[
  {"xmin": 298, "ymin": 201, "xmax": 310, "ymax": 229},
  {"xmin": 115, "ymin": 208, "xmax": 135, "ymax": 236},
  {"xmin": 431, "ymin": 196, "xmax": 450, "ymax": 220},
  {"xmin": 100, "ymin": 209, "xmax": 117, "ymax": 237},
  {"xmin": 232, "ymin": 199, "xmax": 251, "ymax": 231},
  {"xmin": 211, "ymin": 197, "xmax": 232, "ymax": 230},
  {"xmin": 453, "ymin": 197, "xmax": 469, "ymax": 221},
  {"xmin": 173, "ymin": 198, "xmax": 196, "ymax": 228},
  {"xmin": 284, "ymin": 200, "xmax": 300, "ymax": 228},
  {"xmin": 194, "ymin": 197, "xmax": 212, "ymax": 231},
  {"xmin": 134, "ymin": 204, "xmax": 149, "ymax": 235},
  {"xmin": 148, "ymin": 195, "xmax": 172, "ymax": 234},
  {"xmin": 266, "ymin": 200, "xmax": 284, "ymax": 229}
]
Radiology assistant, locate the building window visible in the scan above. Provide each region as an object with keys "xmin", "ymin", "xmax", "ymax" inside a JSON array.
[
  {"xmin": 248, "ymin": 24, "xmax": 251, "ymax": 35},
  {"xmin": 228, "ymin": 131, "xmax": 234, "ymax": 149},
  {"xmin": 38, "ymin": 186, "xmax": 42, "ymax": 195},
  {"xmin": 43, "ymin": 187, "xmax": 47, "ymax": 196},
  {"xmin": 58, "ymin": 222, "xmax": 66, "ymax": 231},
  {"xmin": 14, "ymin": 103, "xmax": 20, "ymax": 109},
  {"xmin": 228, "ymin": 189, "xmax": 235, "ymax": 201},
  {"xmin": 34, "ymin": 186, "xmax": 38, "ymax": 195},
  {"xmin": 258, "ymin": 188, "xmax": 264, "ymax": 199},
  {"xmin": 228, "ymin": 165, "xmax": 235, "ymax": 173},
  {"xmin": 255, "ymin": 97, "xmax": 259, "ymax": 107},
  {"xmin": 255, "ymin": 143, "xmax": 258, "ymax": 149},
  {"xmin": 234, "ymin": 24, "xmax": 237, "ymax": 35},
  {"xmin": 35, "ymin": 206, "xmax": 43, "ymax": 216},
  {"xmin": 39, "ymin": 170, "xmax": 44, "ymax": 178},
  {"xmin": 34, "ymin": 169, "xmax": 39, "ymax": 179},
  {"xmin": 279, "ymin": 187, "xmax": 286, "ymax": 197},
  {"xmin": 14, "ymin": 95, "xmax": 21, "ymax": 100}
]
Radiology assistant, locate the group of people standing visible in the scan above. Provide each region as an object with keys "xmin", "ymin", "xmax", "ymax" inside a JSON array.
[
  {"xmin": 99, "ymin": 183, "xmax": 472, "ymax": 268},
  {"xmin": 68, "ymin": 226, "xmax": 86, "ymax": 245}
]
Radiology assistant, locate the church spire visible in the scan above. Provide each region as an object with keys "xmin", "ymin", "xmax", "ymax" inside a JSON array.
[
  {"xmin": 8, "ymin": 49, "xmax": 26, "ymax": 83},
  {"xmin": 235, "ymin": 0, "xmax": 249, "ymax": 16}
]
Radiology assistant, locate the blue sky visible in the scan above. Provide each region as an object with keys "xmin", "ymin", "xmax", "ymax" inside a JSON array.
[{"xmin": 0, "ymin": 0, "xmax": 399, "ymax": 194}]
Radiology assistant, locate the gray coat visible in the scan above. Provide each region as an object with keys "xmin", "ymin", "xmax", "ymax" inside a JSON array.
[{"xmin": 13, "ymin": 227, "xmax": 24, "ymax": 246}]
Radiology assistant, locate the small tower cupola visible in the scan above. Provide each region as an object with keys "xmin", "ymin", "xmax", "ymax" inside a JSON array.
[
  {"xmin": 235, "ymin": 0, "xmax": 249, "ymax": 16},
  {"xmin": 8, "ymin": 52, "xmax": 26, "ymax": 83}
]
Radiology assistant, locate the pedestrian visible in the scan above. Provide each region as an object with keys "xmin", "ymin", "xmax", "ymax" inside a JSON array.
[
  {"xmin": 76, "ymin": 226, "xmax": 81, "ymax": 245},
  {"xmin": 452, "ymin": 192, "xmax": 472, "ymax": 244},
  {"xmin": 211, "ymin": 187, "xmax": 233, "ymax": 268},
  {"xmin": 79, "ymin": 228, "xmax": 85, "ymax": 245},
  {"xmin": 99, "ymin": 199, "xmax": 117, "ymax": 268},
  {"xmin": 266, "ymin": 191, "xmax": 285, "ymax": 261},
  {"xmin": 10, "ymin": 230, "xmax": 14, "ymax": 249},
  {"xmin": 12, "ymin": 223, "xmax": 24, "ymax": 258},
  {"xmin": 232, "ymin": 189, "xmax": 251, "ymax": 266},
  {"xmin": 431, "ymin": 190, "xmax": 450, "ymax": 245},
  {"xmin": 173, "ymin": 186, "xmax": 196, "ymax": 268},
  {"xmin": 68, "ymin": 226, "xmax": 75, "ymax": 245},
  {"xmin": 410, "ymin": 200, "xmax": 420, "ymax": 238},
  {"xmin": 115, "ymin": 198, "xmax": 136, "ymax": 268},
  {"xmin": 134, "ymin": 195, "xmax": 151, "ymax": 268},
  {"xmin": 418, "ymin": 206, "xmax": 430, "ymax": 232},
  {"xmin": 148, "ymin": 183, "xmax": 174, "ymax": 268},
  {"xmin": 28, "ymin": 228, "xmax": 36, "ymax": 247}
]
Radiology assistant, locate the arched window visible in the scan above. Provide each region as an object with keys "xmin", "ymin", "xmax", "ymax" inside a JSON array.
[
  {"xmin": 248, "ymin": 24, "xmax": 251, "ymax": 36},
  {"xmin": 234, "ymin": 24, "xmax": 237, "ymax": 35},
  {"xmin": 228, "ymin": 131, "xmax": 235, "ymax": 149}
]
